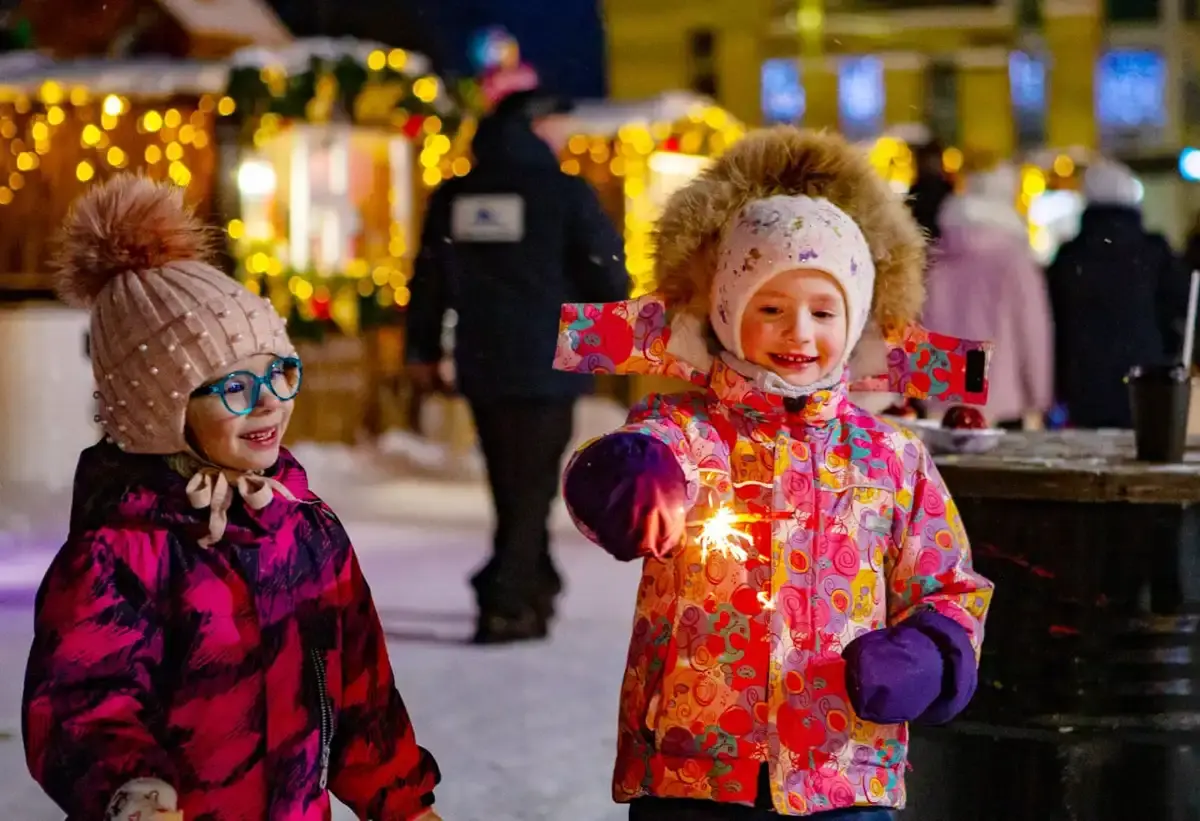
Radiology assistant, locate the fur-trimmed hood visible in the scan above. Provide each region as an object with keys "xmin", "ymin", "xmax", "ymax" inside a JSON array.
[
  {"xmin": 652, "ymin": 127, "xmax": 927, "ymax": 336},
  {"xmin": 552, "ymin": 128, "xmax": 995, "ymax": 410}
]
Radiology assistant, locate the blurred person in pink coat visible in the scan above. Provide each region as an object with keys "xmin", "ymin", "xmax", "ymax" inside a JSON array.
[{"xmin": 922, "ymin": 163, "xmax": 1054, "ymax": 428}]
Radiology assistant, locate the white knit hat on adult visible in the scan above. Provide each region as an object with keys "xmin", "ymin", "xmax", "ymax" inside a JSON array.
[
  {"xmin": 963, "ymin": 163, "xmax": 1019, "ymax": 204},
  {"xmin": 1084, "ymin": 160, "xmax": 1142, "ymax": 208}
]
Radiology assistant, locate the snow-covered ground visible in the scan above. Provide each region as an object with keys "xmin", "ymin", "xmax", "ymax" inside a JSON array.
[{"xmin": 0, "ymin": 399, "xmax": 641, "ymax": 821}]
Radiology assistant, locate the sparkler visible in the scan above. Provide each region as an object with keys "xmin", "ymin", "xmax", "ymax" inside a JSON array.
[
  {"xmin": 694, "ymin": 503, "xmax": 775, "ymax": 609},
  {"xmin": 695, "ymin": 504, "xmax": 754, "ymax": 562}
]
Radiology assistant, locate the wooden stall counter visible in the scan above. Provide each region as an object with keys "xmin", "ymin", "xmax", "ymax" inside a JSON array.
[
  {"xmin": 936, "ymin": 428, "xmax": 1200, "ymax": 503},
  {"xmin": 905, "ymin": 430, "xmax": 1200, "ymax": 821}
]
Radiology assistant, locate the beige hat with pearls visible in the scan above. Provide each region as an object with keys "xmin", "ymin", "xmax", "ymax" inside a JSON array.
[{"xmin": 54, "ymin": 175, "xmax": 295, "ymax": 455}]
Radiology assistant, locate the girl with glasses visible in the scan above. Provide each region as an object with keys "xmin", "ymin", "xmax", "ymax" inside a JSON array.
[{"xmin": 22, "ymin": 176, "xmax": 444, "ymax": 821}]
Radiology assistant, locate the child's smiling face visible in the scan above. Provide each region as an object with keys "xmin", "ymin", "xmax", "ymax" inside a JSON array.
[
  {"xmin": 738, "ymin": 268, "xmax": 848, "ymax": 387},
  {"xmin": 185, "ymin": 353, "xmax": 296, "ymax": 472}
]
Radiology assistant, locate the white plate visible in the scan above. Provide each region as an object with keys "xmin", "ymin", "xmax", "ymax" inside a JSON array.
[{"xmin": 887, "ymin": 416, "xmax": 1006, "ymax": 455}]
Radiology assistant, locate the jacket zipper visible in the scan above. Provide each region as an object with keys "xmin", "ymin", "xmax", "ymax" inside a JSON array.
[{"xmin": 311, "ymin": 648, "xmax": 333, "ymax": 790}]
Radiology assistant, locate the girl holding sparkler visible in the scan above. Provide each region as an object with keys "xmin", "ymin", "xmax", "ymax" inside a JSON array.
[
  {"xmin": 557, "ymin": 128, "xmax": 993, "ymax": 819},
  {"xmin": 22, "ymin": 176, "xmax": 442, "ymax": 821}
]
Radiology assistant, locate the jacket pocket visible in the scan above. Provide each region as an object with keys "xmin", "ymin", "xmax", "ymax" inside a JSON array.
[
  {"xmin": 813, "ymin": 483, "xmax": 895, "ymax": 637},
  {"xmin": 824, "ymin": 484, "xmax": 895, "ymax": 560},
  {"xmin": 310, "ymin": 648, "xmax": 336, "ymax": 790}
]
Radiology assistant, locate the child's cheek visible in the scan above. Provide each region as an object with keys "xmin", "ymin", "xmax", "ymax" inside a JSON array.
[
  {"xmin": 190, "ymin": 410, "xmax": 241, "ymax": 452},
  {"xmin": 276, "ymin": 402, "xmax": 295, "ymax": 438},
  {"xmin": 741, "ymin": 319, "xmax": 768, "ymax": 358}
]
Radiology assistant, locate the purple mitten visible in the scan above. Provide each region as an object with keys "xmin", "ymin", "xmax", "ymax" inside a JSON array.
[
  {"xmin": 843, "ymin": 622, "xmax": 943, "ymax": 724},
  {"xmin": 905, "ymin": 609, "xmax": 979, "ymax": 725},
  {"xmin": 563, "ymin": 432, "xmax": 688, "ymax": 562}
]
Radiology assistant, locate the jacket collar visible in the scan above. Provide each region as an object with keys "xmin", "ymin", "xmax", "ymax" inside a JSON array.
[
  {"xmin": 708, "ymin": 357, "xmax": 848, "ymax": 425},
  {"xmin": 70, "ymin": 442, "xmax": 314, "ymax": 546}
]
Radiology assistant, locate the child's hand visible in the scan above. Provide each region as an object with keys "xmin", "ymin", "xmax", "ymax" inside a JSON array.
[
  {"xmin": 843, "ymin": 610, "xmax": 978, "ymax": 726},
  {"xmin": 639, "ymin": 493, "xmax": 687, "ymax": 560},
  {"xmin": 647, "ymin": 485, "xmax": 722, "ymax": 560},
  {"xmin": 843, "ymin": 621, "xmax": 943, "ymax": 724},
  {"xmin": 563, "ymin": 432, "xmax": 689, "ymax": 562},
  {"xmin": 105, "ymin": 779, "xmax": 179, "ymax": 821}
]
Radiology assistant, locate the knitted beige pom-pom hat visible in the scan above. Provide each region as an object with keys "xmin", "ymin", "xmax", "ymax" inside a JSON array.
[{"xmin": 53, "ymin": 175, "xmax": 295, "ymax": 455}]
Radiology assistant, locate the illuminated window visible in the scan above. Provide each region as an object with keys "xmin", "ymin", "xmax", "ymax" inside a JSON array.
[
  {"xmin": 838, "ymin": 56, "xmax": 883, "ymax": 141},
  {"xmin": 1010, "ymin": 51, "xmax": 1046, "ymax": 150},
  {"xmin": 1097, "ymin": 49, "xmax": 1166, "ymax": 151},
  {"xmin": 762, "ymin": 59, "xmax": 805, "ymax": 124}
]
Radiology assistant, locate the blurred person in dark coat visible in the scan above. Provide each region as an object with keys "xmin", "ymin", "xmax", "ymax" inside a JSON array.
[
  {"xmin": 907, "ymin": 140, "xmax": 954, "ymax": 242},
  {"xmin": 1046, "ymin": 160, "xmax": 1190, "ymax": 428},
  {"xmin": 406, "ymin": 89, "xmax": 629, "ymax": 644}
]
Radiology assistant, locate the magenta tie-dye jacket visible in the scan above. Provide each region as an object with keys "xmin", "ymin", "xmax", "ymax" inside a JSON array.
[{"xmin": 22, "ymin": 442, "xmax": 440, "ymax": 821}]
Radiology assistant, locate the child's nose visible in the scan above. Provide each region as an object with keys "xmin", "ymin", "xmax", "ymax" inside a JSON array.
[
  {"xmin": 255, "ymin": 386, "xmax": 283, "ymax": 411},
  {"xmin": 791, "ymin": 312, "xmax": 815, "ymax": 341}
]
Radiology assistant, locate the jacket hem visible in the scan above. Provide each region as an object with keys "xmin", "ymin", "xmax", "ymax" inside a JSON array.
[{"xmin": 613, "ymin": 752, "xmax": 906, "ymax": 817}]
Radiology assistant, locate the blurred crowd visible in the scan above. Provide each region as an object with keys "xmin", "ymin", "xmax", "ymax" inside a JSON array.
[{"xmin": 907, "ymin": 144, "xmax": 1197, "ymax": 431}]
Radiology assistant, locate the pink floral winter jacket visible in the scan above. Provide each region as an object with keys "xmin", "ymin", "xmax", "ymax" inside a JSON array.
[
  {"xmin": 558, "ymin": 304, "xmax": 993, "ymax": 815},
  {"xmin": 23, "ymin": 442, "xmax": 439, "ymax": 821}
]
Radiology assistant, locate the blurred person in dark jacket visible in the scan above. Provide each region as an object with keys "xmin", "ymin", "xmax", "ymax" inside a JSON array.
[
  {"xmin": 406, "ymin": 89, "xmax": 629, "ymax": 644},
  {"xmin": 1046, "ymin": 160, "xmax": 1190, "ymax": 429},
  {"xmin": 907, "ymin": 140, "xmax": 953, "ymax": 242}
]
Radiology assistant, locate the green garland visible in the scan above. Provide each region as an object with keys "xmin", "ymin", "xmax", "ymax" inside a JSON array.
[{"xmin": 225, "ymin": 55, "xmax": 462, "ymax": 135}]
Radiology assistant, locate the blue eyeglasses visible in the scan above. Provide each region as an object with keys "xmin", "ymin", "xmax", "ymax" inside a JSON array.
[{"xmin": 190, "ymin": 356, "xmax": 303, "ymax": 416}]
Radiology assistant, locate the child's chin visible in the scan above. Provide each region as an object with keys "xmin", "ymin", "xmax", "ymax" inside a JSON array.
[
  {"xmin": 779, "ymin": 372, "xmax": 821, "ymax": 387},
  {"xmin": 765, "ymin": 364, "xmax": 824, "ymax": 387}
]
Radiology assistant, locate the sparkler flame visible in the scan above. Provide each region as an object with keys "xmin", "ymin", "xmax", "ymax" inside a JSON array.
[
  {"xmin": 696, "ymin": 505, "xmax": 753, "ymax": 562},
  {"xmin": 694, "ymin": 503, "xmax": 774, "ymax": 609}
]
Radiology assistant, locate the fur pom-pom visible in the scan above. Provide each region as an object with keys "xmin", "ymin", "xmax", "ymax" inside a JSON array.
[{"xmin": 53, "ymin": 175, "xmax": 214, "ymax": 307}]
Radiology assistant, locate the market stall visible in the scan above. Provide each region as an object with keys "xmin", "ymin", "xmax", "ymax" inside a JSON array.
[
  {"xmin": 0, "ymin": 53, "xmax": 228, "ymax": 490},
  {"xmin": 0, "ymin": 41, "xmax": 465, "ymax": 455},
  {"xmin": 560, "ymin": 92, "xmax": 744, "ymax": 297},
  {"xmin": 0, "ymin": 53, "xmax": 227, "ymax": 283},
  {"xmin": 905, "ymin": 429, "xmax": 1200, "ymax": 821},
  {"xmin": 220, "ymin": 38, "xmax": 465, "ymax": 443}
]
